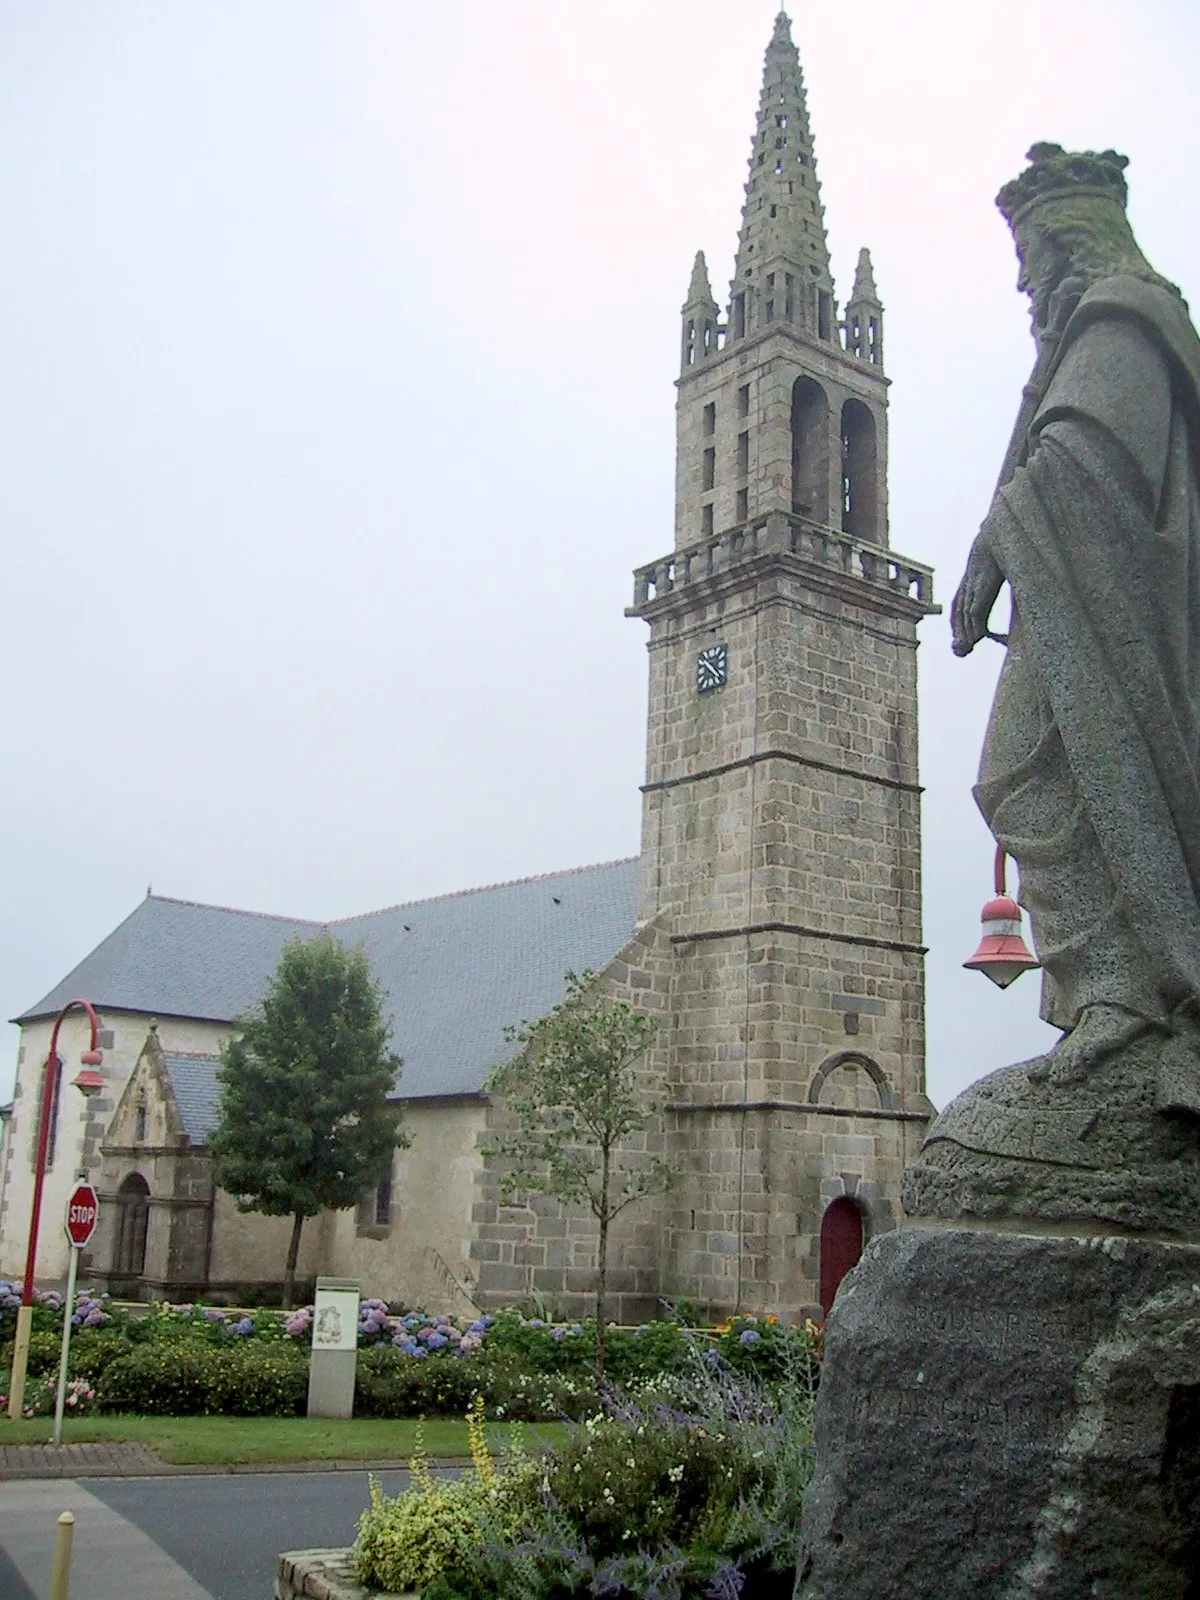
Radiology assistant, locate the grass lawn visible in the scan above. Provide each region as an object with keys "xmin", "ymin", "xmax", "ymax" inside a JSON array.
[{"xmin": 0, "ymin": 1413, "xmax": 567, "ymax": 1465}]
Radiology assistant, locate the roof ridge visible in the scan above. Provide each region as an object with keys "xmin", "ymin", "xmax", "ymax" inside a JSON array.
[
  {"xmin": 161, "ymin": 1050, "xmax": 222, "ymax": 1063},
  {"xmin": 146, "ymin": 894, "xmax": 323, "ymax": 928},
  {"xmin": 332, "ymin": 857, "xmax": 640, "ymax": 924}
]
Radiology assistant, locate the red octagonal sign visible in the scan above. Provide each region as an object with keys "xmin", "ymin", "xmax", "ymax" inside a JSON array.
[{"xmin": 65, "ymin": 1182, "xmax": 99, "ymax": 1248}]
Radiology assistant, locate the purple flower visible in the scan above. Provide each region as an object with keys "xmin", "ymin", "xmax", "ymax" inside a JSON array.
[
  {"xmin": 426, "ymin": 1331, "xmax": 447, "ymax": 1350},
  {"xmin": 739, "ymin": 1329, "xmax": 760, "ymax": 1346},
  {"xmin": 202, "ymin": 1307, "xmax": 224, "ymax": 1321},
  {"xmin": 233, "ymin": 1317, "xmax": 253, "ymax": 1335},
  {"xmin": 552, "ymin": 1326, "xmax": 567, "ymax": 1340}
]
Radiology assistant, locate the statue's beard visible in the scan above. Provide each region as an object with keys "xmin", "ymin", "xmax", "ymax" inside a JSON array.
[{"xmin": 1032, "ymin": 274, "xmax": 1089, "ymax": 352}]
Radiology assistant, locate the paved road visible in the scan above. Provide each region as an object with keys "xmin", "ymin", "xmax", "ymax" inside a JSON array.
[{"xmin": 0, "ymin": 1469, "xmax": 412, "ymax": 1600}]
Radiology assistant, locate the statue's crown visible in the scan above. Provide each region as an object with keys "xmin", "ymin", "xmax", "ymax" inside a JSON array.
[{"xmin": 996, "ymin": 142, "xmax": 1129, "ymax": 227}]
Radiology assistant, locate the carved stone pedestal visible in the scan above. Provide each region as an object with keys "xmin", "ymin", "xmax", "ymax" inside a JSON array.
[{"xmin": 796, "ymin": 1226, "xmax": 1200, "ymax": 1600}]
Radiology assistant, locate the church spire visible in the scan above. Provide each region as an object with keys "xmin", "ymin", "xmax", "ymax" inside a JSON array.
[
  {"xmin": 680, "ymin": 250, "xmax": 721, "ymax": 373},
  {"xmin": 728, "ymin": 10, "xmax": 835, "ymax": 344},
  {"xmin": 844, "ymin": 246, "xmax": 884, "ymax": 369}
]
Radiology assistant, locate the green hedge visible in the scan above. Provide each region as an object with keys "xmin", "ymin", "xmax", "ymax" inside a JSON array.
[{"xmin": 98, "ymin": 1340, "xmax": 308, "ymax": 1416}]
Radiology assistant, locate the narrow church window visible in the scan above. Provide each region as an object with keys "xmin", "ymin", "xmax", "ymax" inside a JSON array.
[
  {"xmin": 775, "ymin": 159, "xmax": 783, "ymax": 174},
  {"xmin": 703, "ymin": 402, "xmax": 716, "ymax": 436},
  {"xmin": 34, "ymin": 1063, "xmax": 63, "ymax": 1172},
  {"xmin": 788, "ymin": 182, "xmax": 794, "ymax": 194},
  {"xmin": 792, "ymin": 376, "xmax": 830, "ymax": 522},
  {"xmin": 868, "ymin": 316, "xmax": 879, "ymax": 364},
  {"xmin": 702, "ymin": 503, "xmax": 714, "ymax": 538},
  {"xmin": 375, "ymin": 1175, "xmax": 392, "ymax": 1227},
  {"xmin": 733, "ymin": 293, "xmax": 746, "ymax": 340},
  {"xmin": 770, "ymin": 204, "xmax": 777, "ymax": 218},
  {"xmin": 737, "ymin": 487, "xmax": 749, "ymax": 521},
  {"xmin": 703, "ymin": 448, "xmax": 716, "ymax": 491},
  {"xmin": 684, "ymin": 319, "xmax": 696, "ymax": 367},
  {"xmin": 738, "ymin": 384, "xmax": 750, "ymax": 418},
  {"xmin": 785, "ymin": 274, "xmax": 795, "ymax": 320},
  {"xmin": 135, "ymin": 1097, "xmax": 147, "ymax": 1143},
  {"xmin": 818, "ymin": 290, "xmax": 832, "ymax": 341},
  {"xmin": 841, "ymin": 399, "xmax": 878, "ymax": 540},
  {"xmin": 737, "ymin": 431, "xmax": 749, "ymax": 478}
]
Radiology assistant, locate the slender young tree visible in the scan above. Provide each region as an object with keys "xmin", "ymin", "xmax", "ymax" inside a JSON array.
[
  {"xmin": 486, "ymin": 970, "xmax": 672, "ymax": 1375},
  {"xmin": 210, "ymin": 934, "xmax": 407, "ymax": 1306}
]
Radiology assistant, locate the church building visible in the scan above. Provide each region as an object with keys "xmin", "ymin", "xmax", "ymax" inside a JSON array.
[{"xmin": 0, "ymin": 12, "xmax": 936, "ymax": 1322}]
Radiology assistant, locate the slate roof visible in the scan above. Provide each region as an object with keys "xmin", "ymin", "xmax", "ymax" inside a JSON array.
[
  {"xmin": 162, "ymin": 1053, "xmax": 223, "ymax": 1144},
  {"xmin": 17, "ymin": 859, "xmax": 642, "ymax": 1101}
]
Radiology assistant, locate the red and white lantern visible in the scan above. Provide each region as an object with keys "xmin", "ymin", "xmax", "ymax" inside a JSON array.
[{"xmin": 963, "ymin": 847, "xmax": 1040, "ymax": 989}]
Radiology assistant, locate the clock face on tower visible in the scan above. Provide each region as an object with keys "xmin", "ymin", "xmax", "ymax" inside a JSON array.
[{"xmin": 697, "ymin": 642, "xmax": 728, "ymax": 693}]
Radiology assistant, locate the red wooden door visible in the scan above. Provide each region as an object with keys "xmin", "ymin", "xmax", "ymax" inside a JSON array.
[{"xmin": 819, "ymin": 1197, "xmax": 864, "ymax": 1317}]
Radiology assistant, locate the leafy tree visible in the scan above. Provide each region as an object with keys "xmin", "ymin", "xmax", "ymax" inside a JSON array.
[
  {"xmin": 210, "ymin": 934, "xmax": 408, "ymax": 1306},
  {"xmin": 486, "ymin": 970, "xmax": 673, "ymax": 1374}
]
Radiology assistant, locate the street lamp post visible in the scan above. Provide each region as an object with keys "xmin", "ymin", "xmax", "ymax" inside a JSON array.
[{"xmin": 6, "ymin": 998, "xmax": 105, "ymax": 1420}]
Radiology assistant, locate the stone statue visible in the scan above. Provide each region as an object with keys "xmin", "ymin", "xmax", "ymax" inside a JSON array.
[
  {"xmin": 952, "ymin": 142, "xmax": 1200, "ymax": 1088},
  {"xmin": 797, "ymin": 148, "xmax": 1200, "ymax": 1600},
  {"xmin": 904, "ymin": 147, "xmax": 1200, "ymax": 1230}
]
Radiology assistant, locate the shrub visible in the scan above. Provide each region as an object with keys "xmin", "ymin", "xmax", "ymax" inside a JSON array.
[
  {"xmin": 355, "ymin": 1401, "xmax": 541, "ymax": 1593},
  {"xmin": 98, "ymin": 1339, "xmax": 307, "ymax": 1415},
  {"xmin": 399, "ymin": 1330, "xmax": 817, "ymax": 1600},
  {"xmin": 15, "ymin": 1375, "xmax": 97, "ymax": 1420},
  {"xmin": 711, "ymin": 1314, "xmax": 822, "ymax": 1388},
  {"xmin": 547, "ymin": 1414, "xmax": 751, "ymax": 1560},
  {"xmin": 355, "ymin": 1344, "xmax": 485, "ymax": 1419},
  {"xmin": 20, "ymin": 1329, "xmax": 63, "ymax": 1377}
]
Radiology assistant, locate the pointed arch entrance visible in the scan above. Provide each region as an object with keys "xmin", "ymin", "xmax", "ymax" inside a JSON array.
[
  {"xmin": 818, "ymin": 1196, "xmax": 864, "ymax": 1317},
  {"xmin": 114, "ymin": 1172, "xmax": 150, "ymax": 1279}
]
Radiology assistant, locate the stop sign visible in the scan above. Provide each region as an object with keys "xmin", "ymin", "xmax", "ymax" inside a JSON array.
[{"xmin": 65, "ymin": 1182, "xmax": 99, "ymax": 1248}]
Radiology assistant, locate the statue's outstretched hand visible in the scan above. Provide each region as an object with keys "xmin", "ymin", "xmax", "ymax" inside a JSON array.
[{"xmin": 951, "ymin": 535, "xmax": 1005, "ymax": 657}]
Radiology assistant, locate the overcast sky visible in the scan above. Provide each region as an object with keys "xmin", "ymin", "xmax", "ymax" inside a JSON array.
[{"xmin": 2, "ymin": 1, "xmax": 1197, "ymax": 1111}]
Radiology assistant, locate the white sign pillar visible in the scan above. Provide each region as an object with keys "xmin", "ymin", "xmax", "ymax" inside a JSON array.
[{"xmin": 306, "ymin": 1277, "xmax": 360, "ymax": 1418}]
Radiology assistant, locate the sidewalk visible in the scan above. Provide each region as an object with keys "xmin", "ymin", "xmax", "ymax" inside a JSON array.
[{"xmin": 0, "ymin": 1441, "xmax": 458, "ymax": 1478}]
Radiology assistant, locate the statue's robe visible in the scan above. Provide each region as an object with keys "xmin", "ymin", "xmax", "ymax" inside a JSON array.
[{"xmin": 977, "ymin": 275, "xmax": 1200, "ymax": 1031}]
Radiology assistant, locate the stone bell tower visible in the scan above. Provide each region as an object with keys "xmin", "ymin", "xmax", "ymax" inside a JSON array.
[{"xmin": 629, "ymin": 11, "xmax": 938, "ymax": 1316}]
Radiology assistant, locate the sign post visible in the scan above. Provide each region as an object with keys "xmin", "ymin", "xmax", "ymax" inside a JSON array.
[{"xmin": 53, "ymin": 1176, "xmax": 98, "ymax": 1445}]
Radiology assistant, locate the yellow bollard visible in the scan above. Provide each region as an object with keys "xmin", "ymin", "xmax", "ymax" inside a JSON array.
[{"xmin": 48, "ymin": 1511, "xmax": 74, "ymax": 1600}]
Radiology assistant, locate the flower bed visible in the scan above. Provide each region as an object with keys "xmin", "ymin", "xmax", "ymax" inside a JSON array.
[
  {"xmin": 352, "ymin": 1337, "xmax": 816, "ymax": 1600},
  {"xmin": 1, "ymin": 1279, "xmax": 821, "ymax": 1424}
]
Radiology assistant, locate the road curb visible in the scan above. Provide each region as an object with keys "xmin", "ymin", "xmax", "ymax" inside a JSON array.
[{"xmin": 0, "ymin": 1445, "xmax": 468, "ymax": 1480}]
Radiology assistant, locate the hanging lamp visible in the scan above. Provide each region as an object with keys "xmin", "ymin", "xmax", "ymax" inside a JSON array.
[{"xmin": 963, "ymin": 845, "xmax": 1039, "ymax": 988}]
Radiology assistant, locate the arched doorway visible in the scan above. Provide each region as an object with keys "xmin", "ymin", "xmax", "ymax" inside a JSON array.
[
  {"xmin": 114, "ymin": 1172, "xmax": 150, "ymax": 1279},
  {"xmin": 819, "ymin": 1196, "xmax": 864, "ymax": 1317}
]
